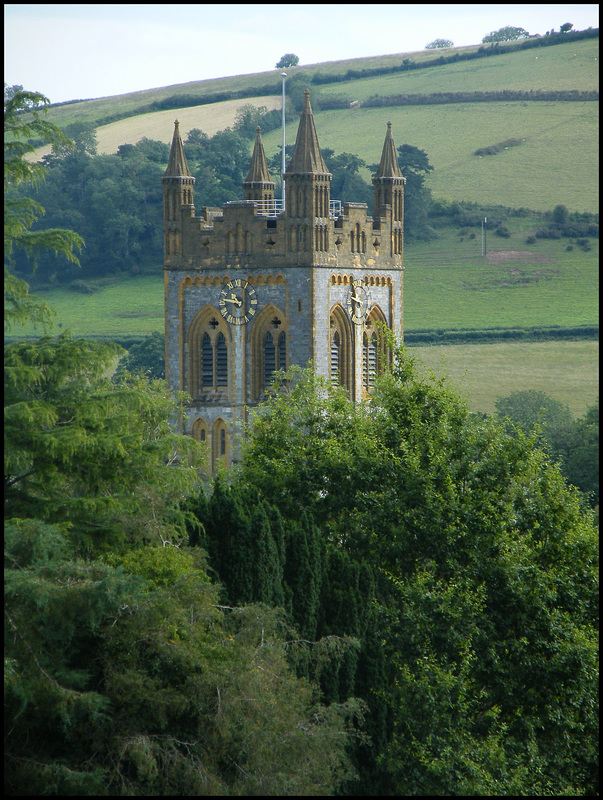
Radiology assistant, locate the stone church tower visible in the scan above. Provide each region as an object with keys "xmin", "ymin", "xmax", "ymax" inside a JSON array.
[{"xmin": 163, "ymin": 91, "xmax": 405, "ymax": 468}]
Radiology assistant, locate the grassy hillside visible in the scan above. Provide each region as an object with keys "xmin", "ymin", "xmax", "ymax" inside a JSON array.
[
  {"xmin": 41, "ymin": 43, "xmax": 495, "ymax": 128},
  {"xmin": 316, "ymin": 38, "xmax": 599, "ymax": 99},
  {"xmin": 403, "ymin": 221, "xmax": 599, "ymax": 331},
  {"xmin": 31, "ymin": 95, "xmax": 282, "ymax": 160},
  {"xmin": 34, "ymin": 34, "xmax": 598, "ymax": 213},
  {"xmin": 261, "ymin": 100, "xmax": 598, "ymax": 212}
]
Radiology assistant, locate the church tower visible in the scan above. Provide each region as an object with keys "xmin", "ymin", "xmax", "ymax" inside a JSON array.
[{"xmin": 163, "ymin": 93, "xmax": 405, "ymax": 470}]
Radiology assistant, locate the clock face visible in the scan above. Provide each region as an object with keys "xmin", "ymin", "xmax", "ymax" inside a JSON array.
[
  {"xmin": 347, "ymin": 280, "xmax": 371, "ymax": 325},
  {"xmin": 219, "ymin": 279, "xmax": 258, "ymax": 325}
]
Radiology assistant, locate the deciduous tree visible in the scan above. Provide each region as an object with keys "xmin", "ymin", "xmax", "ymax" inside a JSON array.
[
  {"xmin": 425, "ymin": 38, "xmax": 454, "ymax": 49},
  {"xmin": 482, "ymin": 26, "xmax": 530, "ymax": 43},
  {"xmin": 396, "ymin": 143, "xmax": 435, "ymax": 240},
  {"xmin": 275, "ymin": 53, "xmax": 300, "ymax": 68}
]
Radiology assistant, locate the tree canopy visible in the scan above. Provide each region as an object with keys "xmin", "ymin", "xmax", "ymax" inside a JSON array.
[
  {"xmin": 4, "ymin": 88, "xmax": 364, "ymax": 795},
  {"xmin": 4, "ymin": 83, "xmax": 598, "ymax": 796},
  {"xmin": 395, "ymin": 143, "xmax": 435, "ymax": 240},
  {"xmin": 5, "ymin": 521, "xmax": 362, "ymax": 795},
  {"xmin": 496, "ymin": 389, "xmax": 599, "ymax": 507},
  {"xmin": 482, "ymin": 26, "xmax": 530, "ymax": 43},
  {"xmin": 425, "ymin": 38, "xmax": 454, "ymax": 49},
  {"xmin": 275, "ymin": 53, "xmax": 300, "ymax": 68},
  {"xmin": 231, "ymin": 349, "xmax": 599, "ymax": 794}
]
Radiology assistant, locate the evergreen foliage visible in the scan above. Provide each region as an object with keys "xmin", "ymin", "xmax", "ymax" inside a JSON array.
[
  {"xmin": 4, "ymin": 86, "xmax": 84, "ymax": 328},
  {"xmin": 4, "ymin": 334, "xmax": 203, "ymax": 550},
  {"xmin": 5, "ymin": 522, "xmax": 363, "ymax": 795}
]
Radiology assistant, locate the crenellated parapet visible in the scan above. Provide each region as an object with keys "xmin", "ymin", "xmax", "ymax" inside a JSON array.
[{"xmin": 163, "ymin": 93, "xmax": 404, "ymax": 272}]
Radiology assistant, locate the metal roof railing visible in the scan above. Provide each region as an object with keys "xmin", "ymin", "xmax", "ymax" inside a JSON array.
[{"xmin": 255, "ymin": 198, "xmax": 343, "ymax": 218}]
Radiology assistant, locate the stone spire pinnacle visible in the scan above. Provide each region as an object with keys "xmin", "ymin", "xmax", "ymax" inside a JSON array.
[
  {"xmin": 374, "ymin": 121, "xmax": 403, "ymax": 179},
  {"xmin": 245, "ymin": 127, "xmax": 273, "ymax": 184},
  {"xmin": 372, "ymin": 122, "xmax": 404, "ymax": 226},
  {"xmin": 164, "ymin": 119, "xmax": 192, "ymax": 178},
  {"xmin": 286, "ymin": 90, "xmax": 329, "ymax": 175}
]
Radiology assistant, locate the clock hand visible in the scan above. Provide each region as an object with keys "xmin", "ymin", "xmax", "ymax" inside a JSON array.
[{"xmin": 224, "ymin": 295, "xmax": 242, "ymax": 306}]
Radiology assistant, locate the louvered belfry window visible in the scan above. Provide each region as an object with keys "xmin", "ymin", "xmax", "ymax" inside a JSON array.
[
  {"xmin": 363, "ymin": 332, "xmax": 377, "ymax": 388},
  {"xmin": 201, "ymin": 333, "xmax": 213, "ymax": 386},
  {"xmin": 189, "ymin": 313, "xmax": 230, "ymax": 398},
  {"xmin": 216, "ymin": 333, "xmax": 228, "ymax": 386},
  {"xmin": 264, "ymin": 332, "xmax": 276, "ymax": 386},
  {"xmin": 331, "ymin": 330, "xmax": 341, "ymax": 386},
  {"xmin": 278, "ymin": 332, "xmax": 286, "ymax": 373},
  {"xmin": 263, "ymin": 330, "xmax": 288, "ymax": 388}
]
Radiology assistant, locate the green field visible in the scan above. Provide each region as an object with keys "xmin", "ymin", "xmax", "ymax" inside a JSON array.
[
  {"xmin": 17, "ymin": 275, "xmax": 166, "ymax": 338},
  {"xmin": 403, "ymin": 224, "xmax": 599, "ymax": 330},
  {"xmin": 259, "ymin": 100, "xmax": 598, "ymax": 213},
  {"xmin": 412, "ymin": 340, "xmax": 598, "ymax": 418}
]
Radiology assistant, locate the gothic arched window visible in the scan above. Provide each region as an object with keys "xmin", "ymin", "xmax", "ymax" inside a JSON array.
[
  {"xmin": 362, "ymin": 305, "xmax": 390, "ymax": 394},
  {"xmin": 329, "ymin": 304, "xmax": 353, "ymax": 396},
  {"xmin": 213, "ymin": 418, "xmax": 229, "ymax": 467},
  {"xmin": 187, "ymin": 308, "xmax": 230, "ymax": 399},
  {"xmin": 191, "ymin": 417, "xmax": 208, "ymax": 444},
  {"xmin": 250, "ymin": 305, "xmax": 288, "ymax": 401}
]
